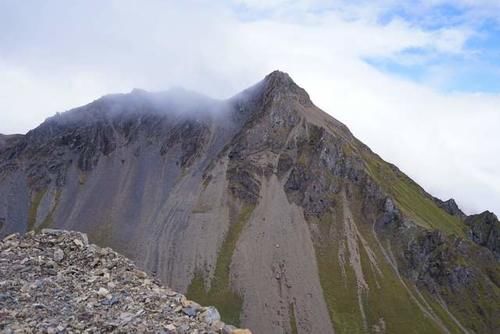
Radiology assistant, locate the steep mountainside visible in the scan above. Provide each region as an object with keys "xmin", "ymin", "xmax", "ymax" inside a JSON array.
[{"xmin": 0, "ymin": 71, "xmax": 498, "ymax": 334}]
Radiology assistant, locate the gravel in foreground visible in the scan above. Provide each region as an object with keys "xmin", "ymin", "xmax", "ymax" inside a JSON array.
[{"xmin": 0, "ymin": 230, "xmax": 251, "ymax": 334}]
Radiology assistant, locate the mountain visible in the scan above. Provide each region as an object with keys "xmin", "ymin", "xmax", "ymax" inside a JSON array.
[{"xmin": 0, "ymin": 71, "xmax": 498, "ymax": 334}]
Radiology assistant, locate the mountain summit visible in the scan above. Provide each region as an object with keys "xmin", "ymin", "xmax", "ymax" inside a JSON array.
[
  {"xmin": 0, "ymin": 72, "xmax": 498, "ymax": 333},
  {"xmin": 262, "ymin": 70, "xmax": 309, "ymax": 96}
]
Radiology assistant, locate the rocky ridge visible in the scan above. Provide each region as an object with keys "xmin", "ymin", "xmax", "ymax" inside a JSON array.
[
  {"xmin": 432, "ymin": 197, "xmax": 466, "ymax": 219},
  {"xmin": 0, "ymin": 229, "xmax": 251, "ymax": 334}
]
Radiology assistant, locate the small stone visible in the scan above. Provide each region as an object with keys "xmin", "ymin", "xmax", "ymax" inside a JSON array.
[
  {"xmin": 181, "ymin": 299, "xmax": 201, "ymax": 310},
  {"xmin": 3, "ymin": 233, "xmax": 18, "ymax": 241},
  {"xmin": 165, "ymin": 289, "xmax": 177, "ymax": 297},
  {"xmin": 73, "ymin": 239, "xmax": 84, "ymax": 248},
  {"xmin": 165, "ymin": 323, "xmax": 176, "ymax": 331},
  {"xmin": 136, "ymin": 271, "xmax": 148, "ymax": 279},
  {"xmin": 222, "ymin": 325, "xmax": 237, "ymax": 334},
  {"xmin": 119, "ymin": 312, "xmax": 134, "ymax": 323},
  {"xmin": 97, "ymin": 287, "xmax": 110, "ymax": 297},
  {"xmin": 102, "ymin": 295, "xmax": 120, "ymax": 306},
  {"xmin": 41, "ymin": 229, "xmax": 64, "ymax": 235},
  {"xmin": 211, "ymin": 320, "xmax": 225, "ymax": 331},
  {"xmin": 53, "ymin": 248, "xmax": 64, "ymax": 262},
  {"xmin": 98, "ymin": 247, "xmax": 109, "ymax": 256},
  {"xmin": 77, "ymin": 232, "xmax": 89, "ymax": 245},
  {"xmin": 198, "ymin": 306, "xmax": 220, "ymax": 324},
  {"xmin": 231, "ymin": 330, "xmax": 252, "ymax": 334},
  {"xmin": 182, "ymin": 307, "xmax": 198, "ymax": 317}
]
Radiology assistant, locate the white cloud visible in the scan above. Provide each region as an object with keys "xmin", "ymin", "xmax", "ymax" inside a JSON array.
[{"xmin": 0, "ymin": 0, "xmax": 498, "ymax": 215}]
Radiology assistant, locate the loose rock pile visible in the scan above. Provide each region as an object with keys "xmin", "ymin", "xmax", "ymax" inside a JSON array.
[{"xmin": 0, "ymin": 230, "xmax": 251, "ymax": 334}]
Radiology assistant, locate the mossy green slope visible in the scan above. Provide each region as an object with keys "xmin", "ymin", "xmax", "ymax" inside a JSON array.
[
  {"xmin": 362, "ymin": 149, "xmax": 465, "ymax": 236},
  {"xmin": 312, "ymin": 211, "xmax": 460, "ymax": 334},
  {"xmin": 296, "ymin": 134, "xmax": 471, "ymax": 333},
  {"xmin": 314, "ymin": 220, "xmax": 366, "ymax": 333}
]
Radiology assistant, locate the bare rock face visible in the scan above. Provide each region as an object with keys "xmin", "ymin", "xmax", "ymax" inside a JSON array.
[
  {"xmin": 433, "ymin": 197, "xmax": 466, "ymax": 219},
  {"xmin": 0, "ymin": 71, "xmax": 499, "ymax": 333},
  {"xmin": 465, "ymin": 211, "xmax": 500, "ymax": 258},
  {"xmin": 0, "ymin": 230, "xmax": 250, "ymax": 334},
  {"xmin": 0, "ymin": 134, "xmax": 22, "ymax": 150}
]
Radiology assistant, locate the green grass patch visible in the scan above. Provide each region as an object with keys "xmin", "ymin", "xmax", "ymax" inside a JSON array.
[
  {"xmin": 313, "ymin": 209, "xmax": 367, "ymax": 334},
  {"xmin": 289, "ymin": 303, "xmax": 298, "ymax": 334},
  {"xmin": 357, "ymin": 230, "xmax": 445, "ymax": 333},
  {"xmin": 417, "ymin": 265, "xmax": 500, "ymax": 334},
  {"xmin": 27, "ymin": 190, "xmax": 46, "ymax": 231},
  {"xmin": 418, "ymin": 289, "xmax": 471, "ymax": 334},
  {"xmin": 350, "ymin": 188, "xmax": 460, "ymax": 333},
  {"xmin": 363, "ymin": 153, "xmax": 465, "ymax": 237},
  {"xmin": 313, "ymin": 189, "xmax": 464, "ymax": 334},
  {"xmin": 187, "ymin": 204, "xmax": 255, "ymax": 326}
]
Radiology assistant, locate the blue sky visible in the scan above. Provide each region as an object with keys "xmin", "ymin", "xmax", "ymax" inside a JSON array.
[
  {"xmin": 371, "ymin": 3, "xmax": 500, "ymax": 93},
  {"xmin": 0, "ymin": 0, "xmax": 499, "ymax": 215},
  {"xmin": 229, "ymin": 0, "xmax": 500, "ymax": 93}
]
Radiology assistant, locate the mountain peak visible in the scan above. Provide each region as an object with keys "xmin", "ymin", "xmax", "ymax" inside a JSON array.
[
  {"xmin": 260, "ymin": 70, "xmax": 311, "ymax": 106},
  {"xmin": 263, "ymin": 70, "xmax": 302, "ymax": 92},
  {"xmin": 264, "ymin": 70, "xmax": 294, "ymax": 85}
]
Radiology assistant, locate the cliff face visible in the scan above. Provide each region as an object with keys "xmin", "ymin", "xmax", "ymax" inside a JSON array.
[
  {"xmin": 0, "ymin": 71, "xmax": 498, "ymax": 333},
  {"xmin": 464, "ymin": 211, "xmax": 499, "ymax": 258}
]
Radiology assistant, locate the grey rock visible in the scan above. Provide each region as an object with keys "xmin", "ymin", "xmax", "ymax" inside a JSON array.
[
  {"xmin": 182, "ymin": 306, "xmax": 198, "ymax": 317},
  {"xmin": 432, "ymin": 197, "xmax": 466, "ymax": 219},
  {"xmin": 97, "ymin": 287, "xmax": 110, "ymax": 297},
  {"xmin": 198, "ymin": 306, "xmax": 220, "ymax": 324},
  {"xmin": 0, "ymin": 230, "xmax": 247, "ymax": 333},
  {"xmin": 53, "ymin": 248, "xmax": 64, "ymax": 262},
  {"xmin": 465, "ymin": 211, "xmax": 500, "ymax": 258}
]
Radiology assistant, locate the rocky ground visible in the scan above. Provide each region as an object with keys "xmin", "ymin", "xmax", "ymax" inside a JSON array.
[{"xmin": 0, "ymin": 230, "xmax": 251, "ymax": 334}]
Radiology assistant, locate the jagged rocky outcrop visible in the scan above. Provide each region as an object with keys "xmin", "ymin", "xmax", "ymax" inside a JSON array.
[
  {"xmin": 0, "ymin": 229, "xmax": 251, "ymax": 334},
  {"xmin": 465, "ymin": 211, "xmax": 499, "ymax": 258},
  {"xmin": 0, "ymin": 71, "xmax": 498, "ymax": 333},
  {"xmin": 433, "ymin": 197, "xmax": 466, "ymax": 219}
]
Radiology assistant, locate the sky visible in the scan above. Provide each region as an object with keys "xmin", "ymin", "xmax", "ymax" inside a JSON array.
[{"xmin": 0, "ymin": 0, "xmax": 499, "ymax": 215}]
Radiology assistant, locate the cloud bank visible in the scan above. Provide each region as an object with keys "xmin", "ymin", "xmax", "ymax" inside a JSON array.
[{"xmin": 0, "ymin": 0, "xmax": 498, "ymax": 215}]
